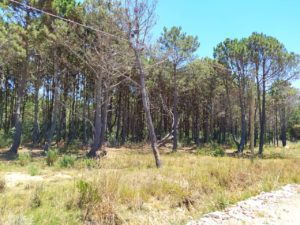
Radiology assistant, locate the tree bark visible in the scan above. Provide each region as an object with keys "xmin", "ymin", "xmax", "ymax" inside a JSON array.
[
  {"xmin": 280, "ymin": 105, "xmax": 287, "ymax": 147},
  {"xmin": 258, "ymin": 67, "xmax": 266, "ymax": 155},
  {"xmin": 249, "ymin": 80, "xmax": 255, "ymax": 155},
  {"xmin": 172, "ymin": 64, "xmax": 178, "ymax": 151},
  {"xmin": 87, "ymin": 77, "xmax": 102, "ymax": 157},
  {"xmin": 44, "ymin": 73, "xmax": 59, "ymax": 152},
  {"xmin": 9, "ymin": 64, "xmax": 27, "ymax": 154},
  {"xmin": 32, "ymin": 81, "xmax": 40, "ymax": 148},
  {"xmin": 238, "ymin": 76, "xmax": 247, "ymax": 153}
]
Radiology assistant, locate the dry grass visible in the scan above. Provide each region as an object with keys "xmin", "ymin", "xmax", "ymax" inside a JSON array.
[{"xmin": 0, "ymin": 143, "xmax": 300, "ymax": 224}]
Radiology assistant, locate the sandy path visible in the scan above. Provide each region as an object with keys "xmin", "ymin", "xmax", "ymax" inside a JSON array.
[{"xmin": 187, "ymin": 184, "xmax": 300, "ymax": 225}]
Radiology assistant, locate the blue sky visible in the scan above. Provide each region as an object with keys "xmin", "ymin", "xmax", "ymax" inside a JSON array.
[{"xmin": 151, "ymin": 0, "xmax": 300, "ymax": 87}]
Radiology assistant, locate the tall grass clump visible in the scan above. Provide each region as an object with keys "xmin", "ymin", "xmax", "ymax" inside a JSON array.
[
  {"xmin": 28, "ymin": 165, "xmax": 40, "ymax": 176},
  {"xmin": 197, "ymin": 142, "xmax": 225, "ymax": 157},
  {"xmin": 30, "ymin": 186, "xmax": 43, "ymax": 208},
  {"xmin": 45, "ymin": 149, "xmax": 58, "ymax": 166},
  {"xmin": 18, "ymin": 152, "xmax": 31, "ymax": 166},
  {"xmin": 76, "ymin": 173, "xmax": 122, "ymax": 225},
  {"xmin": 59, "ymin": 155, "xmax": 76, "ymax": 168}
]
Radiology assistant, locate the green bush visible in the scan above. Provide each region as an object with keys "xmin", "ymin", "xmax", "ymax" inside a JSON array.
[
  {"xmin": 59, "ymin": 155, "xmax": 76, "ymax": 168},
  {"xmin": 197, "ymin": 142, "xmax": 225, "ymax": 157},
  {"xmin": 28, "ymin": 165, "xmax": 39, "ymax": 176},
  {"xmin": 76, "ymin": 180, "xmax": 100, "ymax": 208},
  {"xmin": 45, "ymin": 149, "xmax": 58, "ymax": 166},
  {"xmin": 107, "ymin": 133, "xmax": 117, "ymax": 147},
  {"xmin": 83, "ymin": 158, "xmax": 98, "ymax": 169},
  {"xmin": 0, "ymin": 130, "xmax": 12, "ymax": 148},
  {"xmin": 290, "ymin": 124, "xmax": 300, "ymax": 140},
  {"xmin": 212, "ymin": 148, "xmax": 225, "ymax": 157},
  {"xmin": 18, "ymin": 153, "xmax": 31, "ymax": 166}
]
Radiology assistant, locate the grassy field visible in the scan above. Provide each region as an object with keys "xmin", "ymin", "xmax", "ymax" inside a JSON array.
[{"xmin": 0, "ymin": 143, "xmax": 300, "ymax": 225}]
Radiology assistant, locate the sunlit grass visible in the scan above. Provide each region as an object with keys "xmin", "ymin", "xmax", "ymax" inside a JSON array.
[{"xmin": 0, "ymin": 143, "xmax": 299, "ymax": 225}]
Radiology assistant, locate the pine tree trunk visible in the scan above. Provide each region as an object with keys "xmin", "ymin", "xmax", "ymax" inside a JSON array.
[
  {"xmin": 259, "ymin": 71, "xmax": 266, "ymax": 155},
  {"xmin": 87, "ymin": 77, "xmax": 102, "ymax": 157},
  {"xmin": 9, "ymin": 65, "xmax": 27, "ymax": 154},
  {"xmin": 44, "ymin": 74, "xmax": 59, "ymax": 152},
  {"xmin": 172, "ymin": 64, "xmax": 178, "ymax": 152},
  {"xmin": 238, "ymin": 78, "xmax": 247, "ymax": 153},
  {"xmin": 249, "ymin": 80, "xmax": 255, "ymax": 155},
  {"xmin": 32, "ymin": 81, "xmax": 40, "ymax": 148},
  {"xmin": 280, "ymin": 106, "xmax": 287, "ymax": 147}
]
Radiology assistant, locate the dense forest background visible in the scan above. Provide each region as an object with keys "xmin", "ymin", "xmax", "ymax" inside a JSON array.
[{"xmin": 0, "ymin": 0, "xmax": 300, "ymax": 167}]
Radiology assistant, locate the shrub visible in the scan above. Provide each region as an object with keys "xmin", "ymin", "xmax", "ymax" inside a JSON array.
[
  {"xmin": 196, "ymin": 142, "xmax": 225, "ymax": 157},
  {"xmin": 212, "ymin": 147, "xmax": 225, "ymax": 157},
  {"xmin": 290, "ymin": 124, "xmax": 300, "ymax": 140},
  {"xmin": 0, "ymin": 135, "xmax": 11, "ymax": 148},
  {"xmin": 86, "ymin": 201, "xmax": 122, "ymax": 225},
  {"xmin": 0, "ymin": 176, "xmax": 5, "ymax": 193},
  {"xmin": 76, "ymin": 179, "xmax": 121, "ymax": 225},
  {"xmin": 59, "ymin": 155, "xmax": 76, "ymax": 168},
  {"xmin": 18, "ymin": 153, "xmax": 31, "ymax": 166},
  {"xmin": 30, "ymin": 187, "xmax": 42, "ymax": 208},
  {"xmin": 83, "ymin": 158, "xmax": 98, "ymax": 169},
  {"xmin": 76, "ymin": 180, "xmax": 100, "ymax": 208},
  {"xmin": 45, "ymin": 149, "xmax": 58, "ymax": 166},
  {"xmin": 28, "ymin": 165, "xmax": 39, "ymax": 176}
]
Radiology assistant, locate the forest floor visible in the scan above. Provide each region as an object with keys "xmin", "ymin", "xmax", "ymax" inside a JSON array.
[{"xmin": 0, "ymin": 143, "xmax": 300, "ymax": 225}]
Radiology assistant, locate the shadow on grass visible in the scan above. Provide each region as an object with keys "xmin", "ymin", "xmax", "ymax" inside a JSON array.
[
  {"xmin": 0, "ymin": 148, "xmax": 46, "ymax": 162},
  {"xmin": 225, "ymin": 151, "xmax": 289, "ymax": 160},
  {"xmin": 0, "ymin": 150, "xmax": 18, "ymax": 161}
]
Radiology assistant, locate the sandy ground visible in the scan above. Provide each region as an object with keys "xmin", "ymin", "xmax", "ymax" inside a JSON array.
[{"xmin": 187, "ymin": 184, "xmax": 300, "ymax": 225}]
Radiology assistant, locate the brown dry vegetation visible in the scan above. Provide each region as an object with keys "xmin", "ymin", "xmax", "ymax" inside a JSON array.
[{"xmin": 0, "ymin": 143, "xmax": 300, "ymax": 225}]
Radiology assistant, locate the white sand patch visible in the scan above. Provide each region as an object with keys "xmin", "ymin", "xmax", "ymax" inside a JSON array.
[
  {"xmin": 3, "ymin": 172, "xmax": 73, "ymax": 188},
  {"xmin": 4, "ymin": 172, "xmax": 43, "ymax": 188},
  {"xmin": 188, "ymin": 184, "xmax": 300, "ymax": 225}
]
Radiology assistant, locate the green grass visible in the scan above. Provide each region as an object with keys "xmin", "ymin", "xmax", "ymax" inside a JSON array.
[{"xmin": 0, "ymin": 143, "xmax": 299, "ymax": 225}]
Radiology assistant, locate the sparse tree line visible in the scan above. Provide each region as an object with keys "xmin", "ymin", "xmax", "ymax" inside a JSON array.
[{"xmin": 0, "ymin": 0, "xmax": 299, "ymax": 167}]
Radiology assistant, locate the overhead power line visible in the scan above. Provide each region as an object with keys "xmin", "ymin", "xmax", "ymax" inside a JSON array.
[{"xmin": 8, "ymin": 0, "xmax": 130, "ymax": 43}]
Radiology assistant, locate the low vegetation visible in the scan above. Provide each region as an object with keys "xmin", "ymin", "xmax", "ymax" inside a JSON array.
[
  {"xmin": 0, "ymin": 143, "xmax": 300, "ymax": 225},
  {"xmin": 0, "ymin": 175, "xmax": 5, "ymax": 193}
]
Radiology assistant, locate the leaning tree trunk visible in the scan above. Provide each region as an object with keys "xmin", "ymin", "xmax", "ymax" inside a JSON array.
[{"xmin": 134, "ymin": 50, "xmax": 161, "ymax": 168}]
